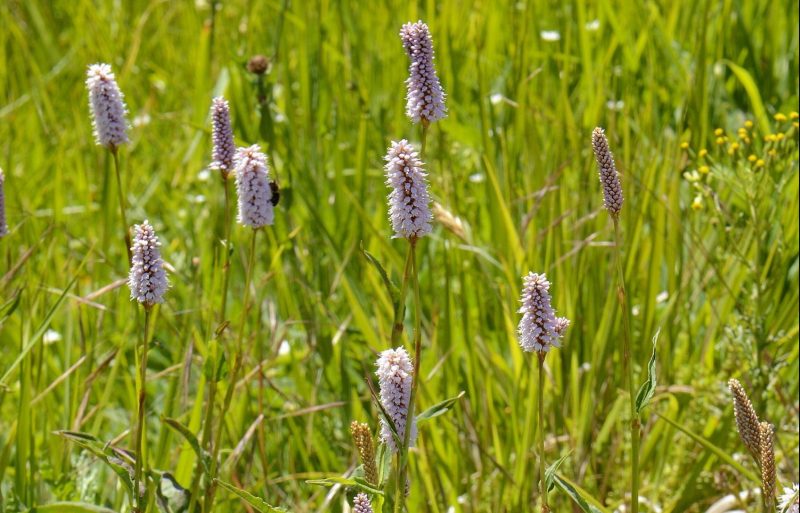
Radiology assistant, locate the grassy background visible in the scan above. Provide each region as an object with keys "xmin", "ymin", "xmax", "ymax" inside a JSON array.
[{"xmin": 0, "ymin": 0, "xmax": 798, "ymax": 511}]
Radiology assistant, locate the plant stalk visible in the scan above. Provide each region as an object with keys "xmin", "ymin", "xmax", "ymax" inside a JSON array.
[
  {"xmin": 133, "ymin": 306, "xmax": 152, "ymax": 513},
  {"xmin": 204, "ymin": 228, "xmax": 258, "ymax": 513},
  {"xmin": 614, "ymin": 217, "xmax": 639, "ymax": 513},
  {"xmin": 111, "ymin": 147, "xmax": 132, "ymax": 263},
  {"xmin": 391, "ymin": 243, "xmax": 415, "ymax": 345},
  {"xmin": 538, "ymin": 353, "xmax": 548, "ymax": 512}
]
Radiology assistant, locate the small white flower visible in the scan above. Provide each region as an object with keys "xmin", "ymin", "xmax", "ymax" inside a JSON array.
[
  {"xmin": 778, "ymin": 484, "xmax": 799, "ymax": 513},
  {"xmin": 540, "ymin": 30, "xmax": 561, "ymax": 41}
]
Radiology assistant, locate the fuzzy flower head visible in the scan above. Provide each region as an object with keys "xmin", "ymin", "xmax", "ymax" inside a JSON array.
[
  {"xmin": 384, "ymin": 140, "xmax": 432, "ymax": 240},
  {"xmin": 352, "ymin": 493, "xmax": 373, "ymax": 513},
  {"xmin": 517, "ymin": 273, "xmax": 567, "ymax": 354},
  {"xmin": 86, "ymin": 63, "xmax": 129, "ymax": 149},
  {"xmin": 591, "ymin": 127, "xmax": 623, "ymax": 217},
  {"xmin": 0, "ymin": 168, "xmax": 7, "ymax": 238},
  {"xmin": 234, "ymin": 145, "xmax": 274, "ymax": 228},
  {"xmin": 210, "ymin": 97, "xmax": 235, "ymax": 177},
  {"xmin": 128, "ymin": 220, "xmax": 168, "ymax": 307},
  {"xmin": 778, "ymin": 484, "xmax": 799, "ymax": 513},
  {"xmin": 376, "ymin": 347, "xmax": 417, "ymax": 453},
  {"xmin": 400, "ymin": 21, "xmax": 447, "ymax": 125}
]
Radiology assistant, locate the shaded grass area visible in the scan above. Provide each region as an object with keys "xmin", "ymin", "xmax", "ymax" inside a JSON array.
[{"xmin": 0, "ymin": 0, "xmax": 798, "ymax": 511}]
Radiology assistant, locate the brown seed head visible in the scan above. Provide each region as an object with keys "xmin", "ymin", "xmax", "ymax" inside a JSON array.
[
  {"xmin": 760, "ymin": 422, "xmax": 776, "ymax": 508},
  {"xmin": 350, "ymin": 421, "xmax": 378, "ymax": 486},
  {"xmin": 728, "ymin": 378, "xmax": 761, "ymax": 459},
  {"xmin": 247, "ymin": 55, "xmax": 270, "ymax": 75},
  {"xmin": 591, "ymin": 127, "xmax": 624, "ymax": 217}
]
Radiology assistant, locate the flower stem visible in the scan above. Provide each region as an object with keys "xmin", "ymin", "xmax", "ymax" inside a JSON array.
[
  {"xmin": 538, "ymin": 353, "xmax": 549, "ymax": 512},
  {"xmin": 394, "ymin": 239, "xmax": 422, "ymax": 513},
  {"xmin": 205, "ymin": 228, "xmax": 258, "ymax": 513},
  {"xmin": 133, "ymin": 306, "xmax": 152, "ymax": 513},
  {"xmin": 614, "ymin": 217, "xmax": 639, "ymax": 513},
  {"xmin": 219, "ymin": 175, "xmax": 233, "ymax": 323},
  {"xmin": 420, "ymin": 122, "xmax": 429, "ymax": 159},
  {"xmin": 391, "ymin": 243, "xmax": 414, "ymax": 345},
  {"xmin": 111, "ymin": 147, "xmax": 132, "ymax": 263}
]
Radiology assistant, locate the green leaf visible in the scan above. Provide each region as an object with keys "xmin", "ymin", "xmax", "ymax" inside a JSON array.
[
  {"xmin": 416, "ymin": 391, "xmax": 465, "ymax": 422},
  {"xmin": 360, "ymin": 242, "xmax": 399, "ymax": 305},
  {"xmin": 544, "ymin": 453, "xmax": 569, "ymax": 492},
  {"xmin": 55, "ymin": 431, "xmax": 134, "ymax": 493},
  {"xmin": 655, "ymin": 413, "xmax": 760, "ymax": 482},
  {"xmin": 162, "ymin": 417, "xmax": 211, "ymax": 473},
  {"xmin": 214, "ymin": 479, "xmax": 289, "ymax": 512},
  {"xmin": 1, "ymin": 271, "xmax": 82, "ymax": 386},
  {"xmin": 635, "ymin": 329, "xmax": 659, "ymax": 415},
  {"xmin": 551, "ymin": 474, "xmax": 611, "ymax": 513},
  {"xmin": 306, "ymin": 475, "xmax": 384, "ymax": 495},
  {"xmin": 34, "ymin": 502, "xmax": 118, "ymax": 513},
  {"xmin": 723, "ymin": 60, "xmax": 771, "ymax": 135}
]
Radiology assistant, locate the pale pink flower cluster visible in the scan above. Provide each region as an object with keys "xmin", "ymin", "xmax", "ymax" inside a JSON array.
[
  {"xmin": 376, "ymin": 347, "xmax": 417, "ymax": 453},
  {"xmin": 517, "ymin": 273, "xmax": 569, "ymax": 354},
  {"xmin": 86, "ymin": 63, "xmax": 129, "ymax": 149}
]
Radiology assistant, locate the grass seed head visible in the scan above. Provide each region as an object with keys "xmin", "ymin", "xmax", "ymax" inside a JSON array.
[
  {"xmin": 760, "ymin": 421, "xmax": 776, "ymax": 508},
  {"xmin": 400, "ymin": 21, "xmax": 447, "ymax": 125},
  {"xmin": 727, "ymin": 378, "xmax": 761, "ymax": 459},
  {"xmin": 350, "ymin": 421, "xmax": 378, "ymax": 486},
  {"xmin": 591, "ymin": 127, "xmax": 624, "ymax": 217},
  {"xmin": 86, "ymin": 63, "xmax": 129, "ymax": 149},
  {"xmin": 246, "ymin": 54, "xmax": 269, "ymax": 75}
]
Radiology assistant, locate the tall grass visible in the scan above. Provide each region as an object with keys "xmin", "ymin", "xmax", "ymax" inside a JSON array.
[{"xmin": 0, "ymin": 1, "xmax": 798, "ymax": 512}]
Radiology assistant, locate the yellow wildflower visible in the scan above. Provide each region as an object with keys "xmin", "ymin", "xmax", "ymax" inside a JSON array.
[
  {"xmin": 790, "ymin": 112, "xmax": 799, "ymax": 120},
  {"xmin": 774, "ymin": 113, "xmax": 787, "ymax": 122},
  {"xmin": 691, "ymin": 196, "xmax": 703, "ymax": 211},
  {"xmin": 714, "ymin": 128, "xmax": 724, "ymax": 136},
  {"xmin": 748, "ymin": 154, "xmax": 757, "ymax": 162},
  {"xmin": 698, "ymin": 165, "xmax": 710, "ymax": 174},
  {"xmin": 744, "ymin": 120, "xmax": 754, "ymax": 129},
  {"xmin": 755, "ymin": 159, "xmax": 765, "ymax": 168},
  {"xmin": 699, "ymin": 149, "xmax": 708, "ymax": 158},
  {"xmin": 680, "ymin": 141, "xmax": 689, "ymax": 150}
]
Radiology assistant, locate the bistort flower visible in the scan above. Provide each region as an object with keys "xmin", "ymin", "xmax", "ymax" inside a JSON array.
[
  {"xmin": 210, "ymin": 97, "xmax": 235, "ymax": 177},
  {"xmin": 128, "ymin": 220, "xmax": 168, "ymax": 307},
  {"xmin": 592, "ymin": 127, "xmax": 623, "ymax": 217},
  {"xmin": 376, "ymin": 347, "xmax": 417, "ymax": 453},
  {"xmin": 517, "ymin": 273, "xmax": 568, "ymax": 354},
  {"xmin": 352, "ymin": 493, "xmax": 373, "ymax": 513},
  {"xmin": 234, "ymin": 145, "xmax": 274, "ymax": 228},
  {"xmin": 384, "ymin": 139, "xmax": 432, "ymax": 240},
  {"xmin": 86, "ymin": 63, "xmax": 129, "ymax": 149},
  {"xmin": 400, "ymin": 21, "xmax": 446, "ymax": 125}
]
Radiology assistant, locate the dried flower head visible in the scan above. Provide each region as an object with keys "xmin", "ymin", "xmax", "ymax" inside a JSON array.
[
  {"xmin": 0, "ymin": 168, "xmax": 7, "ymax": 238},
  {"xmin": 727, "ymin": 378, "xmax": 761, "ymax": 459},
  {"xmin": 778, "ymin": 484, "xmax": 799, "ymax": 513},
  {"xmin": 350, "ymin": 421, "xmax": 378, "ymax": 486},
  {"xmin": 234, "ymin": 145, "xmax": 274, "ymax": 228},
  {"xmin": 352, "ymin": 493, "xmax": 373, "ymax": 513},
  {"xmin": 384, "ymin": 139, "xmax": 432, "ymax": 240},
  {"xmin": 432, "ymin": 202, "xmax": 467, "ymax": 241},
  {"xmin": 376, "ymin": 347, "xmax": 417, "ymax": 453},
  {"xmin": 400, "ymin": 21, "xmax": 446, "ymax": 125},
  {"xmin": 517, "ymin": 273, "xmax": 567, "ymax": 354},
  {"xmin": 128, "ymin": 220, "xmax": 168, "ymax": 307},
  {"xmin": 210, "ymin": 97, "xmax": 235, "ymax": 178},
  {"xmin": 760, "ymin": 422, "xmax": 776, "ymax": 508},
  {"xmin": 86, "ymin": 63, "xmax": 129, "ymax": 149},
  {"xmin": 591, "ymin": 127, "xmax": 624, "ymax": 217},
  {"xmin": 247, "ymin": 55, "xmax": 270, "ymax": 75}
]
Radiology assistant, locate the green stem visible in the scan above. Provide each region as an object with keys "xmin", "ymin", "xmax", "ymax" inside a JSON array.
[
  {"xmin": 133, "ymin": 307, "xmax": 152, "ymax": 513},
  {"xmin": 205, "ymin": 229, "xmax": 258, "ymax": 513},
  {"xmin": 420, "ymin": 122, "xmax": 429, "ymax": 159},
  {"xmin": 219, "ymin": 176, "xmax": 233, "ymax": 324},
  {"xmin": 111, "ymin": 147, "xmax": 132, "ymax": 263},
  {"xmin": 614, "ymin": 218, "xmax": 639, "ymax": 513},
  {"xmin": 538, "ymin": 354, "xmax": 548, "ymax": 512},
  {"xmin": 391, "ymin": 244, "xmax": 414, "ymax": 345},
  {"xmin": 394, "ymin": 239, "xmax": 422, "ymax": 513}
]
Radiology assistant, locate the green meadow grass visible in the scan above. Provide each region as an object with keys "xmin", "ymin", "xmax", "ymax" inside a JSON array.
[{"xmin": 1, "ymin": 0, "xmax": 798, "ymax": 511}]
